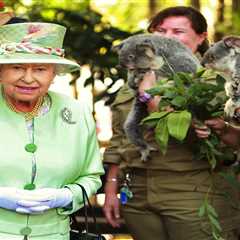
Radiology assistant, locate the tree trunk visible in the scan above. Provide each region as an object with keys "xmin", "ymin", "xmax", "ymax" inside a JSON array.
[
  {"xmin": 232, "ymin": 0, "xmax": 240, "ymax": 29},
  {"xmin": 148, "ymin": 0, "xmax": 157, "ymax": 18},
  {"xmin": 214, "ymin": 0, "xmax": 225, "ymax": 41},
  {"xmin": 232, "ymin": 0, "xmax": 240, "ymax": 12},
  {"xmin": 190, "ymin": 0, "xmax": 200, "ymax": 10},
  {"xmin": 217, "ymin": 0, "xmax": 224, "ymax": 22}
]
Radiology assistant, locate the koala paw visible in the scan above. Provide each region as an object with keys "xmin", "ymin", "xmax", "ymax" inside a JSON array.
[
  {"xmin": 224, "ymin": 99, "xmax": 237, "ymax": 117},
  {"xmin": 233, "ymin": 108, "xmax": 240, "ymax": 123},
  {"xmin": 140, "ymin": 145, "xmax": 157, "ymax": 162}
]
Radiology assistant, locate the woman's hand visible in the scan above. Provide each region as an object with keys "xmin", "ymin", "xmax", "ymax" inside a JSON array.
[
  {"xmin": 193, "ymin": 117, "xmax": 240, "ymax": 147},
  {"xmin": 16, "ymin": 188, "xmax": 73, "ymax": 214},
  {"xmin": 192, "ymin": 119, "xmax": 211, "ymax": 139},
  {"xmin": 0, "ymin": 187, "xmax": 31, "ymax": 212},
  {"xmin": 193, "ymin": 117, "xmax": 226, "ymax": 139},
  {"xmin": 138, "ymin": 70, "xmax": 157, "ymax": 94},
  {"xmin": 138, "ymin": 71, "xmax": 161, "ymax": 112},
  {"xmin": 204, "ymin": 118, "xmax": 226, "ymax": 135},
  {"xmin": 0, "ymin": 187, "xmax": 45, "ymax": 214},
  {"xmin": 103, "ymin": 164, "xmax": 121, "ymax": 227},
  {"xmin": 103, "ymin": 181, "xmax": 121, "ymax": 228}
]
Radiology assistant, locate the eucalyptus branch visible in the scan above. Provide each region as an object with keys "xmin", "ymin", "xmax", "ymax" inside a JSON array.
[{"xmin": 142, "ymin": 69, "xmax": 235, "ymax": 168}]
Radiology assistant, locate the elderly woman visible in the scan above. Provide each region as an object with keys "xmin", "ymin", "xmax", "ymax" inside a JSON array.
[{"xmin": 0, "ymin": 21, "xmax": 104, "ymax": 239}]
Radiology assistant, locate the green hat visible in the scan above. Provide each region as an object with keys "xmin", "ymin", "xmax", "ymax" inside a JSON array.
[{"xmin": 0, "ymin": 22, "xmax": 80, "ymax": 74}]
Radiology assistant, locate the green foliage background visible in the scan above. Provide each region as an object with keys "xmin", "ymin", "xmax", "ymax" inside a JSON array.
[
  {"xmin": 2, "ymin": 0, "xmax": 240, "ymax": 104},
  {"xmin": 4, "ymin": 0, "xmax": 134, "ymax": 103}
]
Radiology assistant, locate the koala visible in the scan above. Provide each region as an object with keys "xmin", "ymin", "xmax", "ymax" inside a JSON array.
[
  {"xmin": 113, "ymin": 33, "xmax": 200, "ymax": 162},
  {"xmin": 202, "ymin": 36, "xmax": 240, "ymax": 121}
]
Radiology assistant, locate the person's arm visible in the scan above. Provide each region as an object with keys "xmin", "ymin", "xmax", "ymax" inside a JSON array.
[
  {"xmin": 103, "ymin": 88, "xmax": 131, "ymax": 227},
  {"xmin": 103, "ymin": 164, "xmax": 121, "ymax": 228},
  {"xmin": 103, "ymin": 108, "xmax": 122, "ymax": 227},
  {"xmin": 205, "ymin": 118, "xmax": 240, "ymax": 147},
  {"xmin": 138, "ymin": 71, "xmax": 161, "ymax": 112}
]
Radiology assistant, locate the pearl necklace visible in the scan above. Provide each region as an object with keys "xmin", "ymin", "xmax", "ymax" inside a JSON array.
[{"xmin": 2, "ymin": 91, "xmax": 44, "ymax": 121}]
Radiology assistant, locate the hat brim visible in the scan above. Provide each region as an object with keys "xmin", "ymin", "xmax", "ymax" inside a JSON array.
[{"xmin": 0, "ymin": 52, "xmax": 80, "ymax": 74}]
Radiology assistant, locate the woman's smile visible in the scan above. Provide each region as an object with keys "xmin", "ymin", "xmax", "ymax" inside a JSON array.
[{"xmin": 15, "ymin": 85, "xmax": 40, "ymax": 94}]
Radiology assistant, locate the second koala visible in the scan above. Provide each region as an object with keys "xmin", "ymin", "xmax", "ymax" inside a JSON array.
[
  {"xmin": 202, "ymin": 36, "xmax": 240, "ymax": 122},
  {"xmin": 113, "ymin": 33, "xmax": 200, "ymax": 162}
]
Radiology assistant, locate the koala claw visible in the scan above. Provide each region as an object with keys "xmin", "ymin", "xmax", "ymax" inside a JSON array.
[
  {"xmin": 149, "ymin": 146, "xmax": 158, "ymax": 151},
  {"xmin": 233, "ymin": 108, "xmax": 240, "ymax": 123},
  {"xmin": 140, "ymin": 150, "xmax": 150, "ymax": 162},
  {"xmin": 140, "ymin": 146, "xmax": 157, "ymax": 162},
  {"xmin": 224, "ymin": 99, "xmax": 237, "ymax": 118}
]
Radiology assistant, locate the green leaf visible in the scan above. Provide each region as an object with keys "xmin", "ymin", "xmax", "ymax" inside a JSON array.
[
  {"xmin": 206, "ymin": 203, "xmax": 218, "ymax": 218},
  {"xmin": 165, "ymin": 90, "xmax": 176, "ymax": 99},
  {"xmin": 173, "ymin": 74, "xmax": 185, "ymax": 93},
  {"xmin": 146, "ymin": 86, "xmax": 165, "ymax": 96},
  {"xmin": 141, "ymin": 119, "xmax": 159, "ymax": 128},
  {"xmin": 141, "ymin": 111, "xmax": 170, "ymax": 127},
  {"xmin": 171, "ymin": 96, "xmax": 187, "ymax": 108},
  {"xmin": 142, "ymin": 111, "xmax": 169, "ymax": 123},
  {"xmin": 212, "ymin": 231, "xmax": 220, "ymax": 240},
  {"xmin": 167, "ymin": 111, "xmax": 192, "ymax": 141},
  {"xmin": 176, "ymin": 72, "xmax": 193, "ymax": 84},
  {"xmin": 208, "ymin": 215, "xmax": 222, "ymax": 232},
  {"xmin": 208, "ymin": 151, "xmax": 217, "ymax": 169},
  {"xmin": 198, "ymin": 204, "xmax": 206, "ymax": 217},
  {"xmin": 204, "ymin": 140, "xmax": 222, "ymax": 156},
  {"xmin": 158, "ymin": 99, "xmax": 171, "ymax": 110},
  {"xmin": 211, "ymin": 111, "xmax": 224, "ymax": 117},
  {"xmin": 155, "ymin": 117, "xmax": 169, "ymax": 154},
  {"xmin": 195, "ymin": 68, "xmax": 206, "ymax": 78},
  {"xmin": 216, "ymin": 74, "xmax": 226, "ymax": 87},
  {"xmin": 157, "ymin": 78, "xmax": 169, "ymax": 85}
]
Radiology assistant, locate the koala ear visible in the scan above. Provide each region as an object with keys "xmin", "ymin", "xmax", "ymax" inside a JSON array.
[
  {"xmin": 111, "ymin": 42, "xmax": 124, "ymax": 53},
  {"xmin": 223, "ymin": 36, "xmax": 240, "ymax": 48},
  {"xmin": 136, "ymin": 39, "xmax": 155, "ymax": 57}
]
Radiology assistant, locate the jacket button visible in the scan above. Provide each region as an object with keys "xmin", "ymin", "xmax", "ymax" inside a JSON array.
[
  {"xmin": 25, "ymin": 143, "xmax": 37, "ymax": 153},
  {"xmin": 24, "ymin": 183, "xmax": 36, "ymax": 190},
  {"xmin": 20, "ymin": 227, "xmax": 32, "ymax": 235}
]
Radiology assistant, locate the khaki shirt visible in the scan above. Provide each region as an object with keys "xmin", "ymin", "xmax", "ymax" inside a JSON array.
[{"xmin": 104, "ymin": 83, "xmax": 212, "ymax": 171}]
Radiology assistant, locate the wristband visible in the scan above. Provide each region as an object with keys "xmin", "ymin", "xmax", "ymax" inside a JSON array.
[
  {"xmin": 106, "ymin": 178, "xmax": 117, "ymax": 183},
  {"xmin": 138, "ymin": 92, "xmax": 153, "ymax": 103},
  {"xmin": 223, "ymin": 121, "xmax": 230, "ymax": 131},
  {"xmin": 219, "ymin": 121, "xmax": 230, "ymax": 136}
]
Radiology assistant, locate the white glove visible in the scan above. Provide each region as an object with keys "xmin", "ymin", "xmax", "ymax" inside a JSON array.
[
  {"xmin": 17, "ymin": 188, "xmax": 73, "ymax": 213},
  {"xmin": 0, "ymin": 187, "xmax": 42, "ymax": 212}
]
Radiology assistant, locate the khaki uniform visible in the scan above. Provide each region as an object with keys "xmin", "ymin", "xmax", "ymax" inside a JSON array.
[{"xmin": 104, "ymin": 83, "xmax": 240, "ymax": 240}]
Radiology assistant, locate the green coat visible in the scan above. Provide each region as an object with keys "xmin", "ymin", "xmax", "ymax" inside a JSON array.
[{"xmin": 0, "ymin": 91, "xmax": 104, "ymax": 239}]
